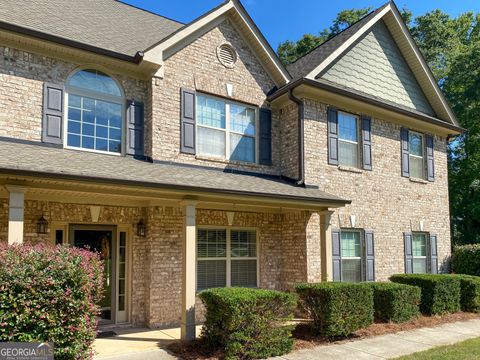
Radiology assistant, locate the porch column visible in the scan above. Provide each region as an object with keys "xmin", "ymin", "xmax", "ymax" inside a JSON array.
[
  {"xmin": 6, "ymin": 186, "xmax": 25, "ymax": 245},
  {"xmin": 320, "ymin": 211, "xmax": 334, "ymax": 281},
  {"xmin": 181, "ymin": 201, "xmax": 197, "ymax": 341}
]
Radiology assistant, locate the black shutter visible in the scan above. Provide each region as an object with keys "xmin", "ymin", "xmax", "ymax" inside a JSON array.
[
  {"xmin": 42, "ymin": 82, "xmax": 64, "ymax": 145},
  {"xmin": 180, "ymin": 88, "xmax": 196, "ymax": 154},
  {"xmin": 404, "ymin": 232, "xmax": 413, "ymax": 274},
  {"xmin": 364, "ymin": 230, "xmax": 375, "ymax": 281},
  {"xmin": 401, "ymin": 127, "xmax": 410, "ymax": 177},
  {"xmin": 332, "ymin": 229, "xmax": 341, "ymax": 281},
  {"xmin": 126, "ymin": 100, "xmax": 144, "ymax": 157},
  {"xmin": 259, "ymin": 108, "xmax": 272, "ymax": 165},
  {"xmin": 361, "ymin": 115, "xmax": 372, "ymax": 170},
  {"xmin": 327, "ymin": 107, "xmax": 339, "ymax": 165},
  {"xmin": 426, "ymin": 134, "xmax": 435, "ymax": 182},
  {"xmin": 430, "ymin": 234, "xmax": 438, "ymax": 274}
]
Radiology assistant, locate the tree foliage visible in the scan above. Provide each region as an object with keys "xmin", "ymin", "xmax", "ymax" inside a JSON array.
[{"xmin": 277, "ymin": 7, "xmax": 480, "ymax": 245}]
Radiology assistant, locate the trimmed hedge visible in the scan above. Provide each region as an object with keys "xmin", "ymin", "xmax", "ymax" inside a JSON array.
[
  {"xmin": 295, "ymin": 282, "xmax": 373, "ymax": 337},
  {"xmin": 367, "ymin": 282, "xmax": 421, "ymax": 323},
  {"xmin": 456, "ymin": 275, "xmax": 480, "ymax": 313},
  {"xmin": 198, "ymin": 287, "xmax": 297, "ymax": 360},
  {"xmin": 390, "ymin": 274, "xmax": 461, "ymax": 315},
  {"xmin": 452, "ymin": 245, "xmax": 480, "ymax": 276},
  {"xmin": 0, "ymin": 244, "xmax": 104, "ymax": 360}
]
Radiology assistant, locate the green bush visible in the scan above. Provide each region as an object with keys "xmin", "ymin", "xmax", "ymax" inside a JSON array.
[
  {"xmin": 0, "ymin": 244, "xmax": 104, "ymax": 360},
  {"xmin": 452, "ymin": 245, "xmax": 480, "ymax": 276},
  {"xmin": 367, "ymin": 282, "xmax": 421, "ymax": 323},
  {"xmin": 455, "ymin": 275, "xmax": 480, "ymax": 313},
  {"xmin": 198, "ymin": 287, "xmax": 297, "ymax": 360},
  {"xmin": 295, "ymin": 282, "xmax": 373, "ymax": 337},
  {"xmin": 390, "ymin": 274, "xmax": 461, "ymax": 315}
]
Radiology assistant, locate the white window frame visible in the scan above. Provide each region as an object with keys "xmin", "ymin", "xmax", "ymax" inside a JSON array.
[
  {"xmin": 196, "ymin": 227, "xmax": 259, "ymax": 291},
  {"xmin": 340, "ymin": 229, "xmax": 364, "ymax": 282},
  {"xmin": 337, "ymin": 111, "xmax": 361, "ymax": 168},
  {"xmin": 64, "ymin": 68, "xmax": 125, "ymax": 156},
  {"xmin": 195, "ymin": 93, "xmax": 259, "ymax": 164},
  {"xmin": 412, "ymin": 232, "xmax": 428, "ymax": 274},
  {"xmin": 408, "ymin": 131, "xmax": 426, "ymax": 179}
]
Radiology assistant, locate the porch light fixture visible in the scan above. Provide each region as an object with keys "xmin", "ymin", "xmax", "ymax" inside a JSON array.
[
  {"xmin": 36, "ymin": 215, "xmax": 48, "ymax": 234},
  {"xmin": 136, "ymin": 219, "xmax": 146, "ymax": 237}
]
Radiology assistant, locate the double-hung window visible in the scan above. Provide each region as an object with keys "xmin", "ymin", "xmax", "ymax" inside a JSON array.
[
  {"xmin": 66, "ymin": 69, "xmax": 124, "ymax": 155},
  {"xmin": 197, "ymin": 228, "xmax": 258, "ymax": 291},
  {"xmin": 340, "ymin": 230, "xmax": 362, "ymax": 282},
  {"xmin": 409, "ymin": 131, "xmax": 425, "ymax": 179},
  {"xmin": 412, "ymin": 233, "xmax": 427, "ymax": 273},
  {"xmin": 196, "ymin": 94, "xmax": 257, "ymax": 163},
  {"xmin": 338, "ymin": 112, "xmax": 360, "ymax": 167}
]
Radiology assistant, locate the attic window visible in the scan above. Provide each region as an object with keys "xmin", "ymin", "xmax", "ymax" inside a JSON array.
[{"xmin": 217, "ymin": 44, "xmax": 237, "ymax": 68}]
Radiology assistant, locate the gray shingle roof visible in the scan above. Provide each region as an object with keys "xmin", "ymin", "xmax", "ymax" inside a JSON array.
[
  {"xmin": 0, "ymin": 141, "xmax": 347, "ymax": 205},
  {"xmin": 0, "ymin": 0, "xmax": 184, "ymax": 57},
  {"xmin": 287, "ymin": 3, "xmax": 389, "ymax": 80}
]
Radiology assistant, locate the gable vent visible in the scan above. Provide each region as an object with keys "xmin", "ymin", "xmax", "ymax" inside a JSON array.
[{"xmin": 217, "ymin": 44, "xmax": 237, "ymax": 68}]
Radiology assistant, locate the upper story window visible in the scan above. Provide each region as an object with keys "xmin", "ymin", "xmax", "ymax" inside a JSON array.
[
  {"xmin": 408, "ymin": 131, "xmax": 425, "ymax": 179},
  {"xmin": 196, "ymin": 93, "xmax": 257, "ymax": 163},
  {"xmin": 338, "ymin": 112, "xmax": 360, "ymax": 167},
  {"xmin": 66, "ymin": 69, "xmax": 124, "ymax": 154}
]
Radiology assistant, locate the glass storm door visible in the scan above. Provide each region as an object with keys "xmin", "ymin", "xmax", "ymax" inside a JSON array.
[{"xmin": 70, "ymin": 225, "xmax": 116, "ymax": 324}]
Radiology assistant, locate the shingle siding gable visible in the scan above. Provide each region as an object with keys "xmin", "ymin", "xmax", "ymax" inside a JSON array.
[{"xmin": 320, "ymin": 21, "xmax": 435, "ymax": 116}]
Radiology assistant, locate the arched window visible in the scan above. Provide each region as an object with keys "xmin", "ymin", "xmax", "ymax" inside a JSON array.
[{"xmin": 66, "ymin": 69, "xmax": 124, "ymax": 154}]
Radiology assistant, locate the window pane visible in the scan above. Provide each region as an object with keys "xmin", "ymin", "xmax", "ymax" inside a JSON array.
[
  {"xmin": 68, "ymin": 94, "xmax": 81, "ymax": 108},
  {"xmin": 413, "ymin": 258, "xmax": 427, "ymax": 274},
  {"xmin": 339, "ymin": 141, "xmax": 358, "ymax": 167},
  {"xmin": 410, "ymin": 156, "xmax": 424, "ymax": 179},
  {"xmin": 197, "ymin": 126, "xmax": 226, "ymax": 157},
  {"xmin": 196, "ymin": 95, "xmax": 226, "ymax": 129},
  {"xmin": 409, "ymin": 133, "xmax": 423, "ymax": 156},
  {"xmin": 341, "ymin": 232, "xmax": 361, "ymax": 257},
  {"xmin": 230, "ymin": 134, "xmax": 255, "ymax": 163},
  {"xmin": 67, "ymin": 134, "xmax": 80, "ymax": 148},
  {"xmin": 231, "ymin": 259, "xmax": 257, "ymax": 287},
  {"xmin": 412, "ymin": 234, "xmax": 427, "ymax": 256},
  {"xmin": 230, "ymin": 105, "xmax": 255, "ymax": 136},
  {"xmin": 68, "ymin": 121, "xmax": 81, "ymax": 135},
  {"xmin": 68, "ymin": 69, "xmax": 122, "ymax": 97},
  {"xmin": 342, "ymin": 259, "xmax": 362, "ymax": 282},
  {"xmin": 231, "ymin": 230, "xmax": 256, "ymax": 257},
  {"xmin": 197, "ymin": 229, "xmax": 227, "ymax": 258},
  {"xmin": 68, "ymin": 107, "xmax": 81, "ymax": 121},
  {"xmin": 338, "ymin": 113, "xmax": 358, "ymax": 142},
  {"xmin": 82, "ymin": 136, "xmax": 94, "ymax": 149},
  {"xmin": 197, "ymin": 260, "xmax": 227, "ymax": 291}
]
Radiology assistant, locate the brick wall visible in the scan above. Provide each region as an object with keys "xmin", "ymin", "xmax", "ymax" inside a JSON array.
[{"xmin": 302, "ymin": 98, "xmax": 452, "ymax": 279}]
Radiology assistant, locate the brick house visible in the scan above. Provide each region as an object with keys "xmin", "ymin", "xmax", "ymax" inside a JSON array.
[{"xmin": 0, "ymin": 0, "xmax": 462, "ymax": 339}]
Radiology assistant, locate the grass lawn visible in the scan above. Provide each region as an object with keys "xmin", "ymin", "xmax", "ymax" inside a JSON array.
[{"xmin": 397, "ymin": 337, "xmax": 480, "ymax": 359}]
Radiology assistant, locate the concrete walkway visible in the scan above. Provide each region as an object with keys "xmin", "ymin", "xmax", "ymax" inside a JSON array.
[
  {"xmin": 274, "ymin": 319, "xmax": 480, "ymax": 360},
  {"xmin": 93, "ymin": 319, "xmax": 480, "ymax": 359}
]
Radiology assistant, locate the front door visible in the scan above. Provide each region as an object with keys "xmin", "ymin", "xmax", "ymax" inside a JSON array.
[{"xmin": 70, "ymin": 225, "xmax": 116, "ymax": 325}]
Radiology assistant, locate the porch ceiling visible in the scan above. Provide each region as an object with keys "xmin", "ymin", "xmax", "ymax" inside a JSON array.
[{"xmin": 0, "ymin": 141, "xmax": 349, "ymax": 211}]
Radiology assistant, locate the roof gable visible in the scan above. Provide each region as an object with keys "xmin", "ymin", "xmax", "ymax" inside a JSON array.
[
  {"xmin": 321, "ymin": 20, "xmax": 435, "ymax": 116},
  {"xmin": 287, "ymin": 1, "xmax": 458, "ymax": 126},
  {"xmin": 0, "ymin": 0, "xmax": 183, "ymax": 57},
  {"xmin": 143, "ymin": 0, "xmax": 290, "ymax": 86}
]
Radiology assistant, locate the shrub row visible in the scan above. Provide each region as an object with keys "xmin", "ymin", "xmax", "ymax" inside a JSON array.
[
  {"xmin": 198, "ymin": 287, "xmax": 297, "ymax": 360},
  {"xmin": 0, "ymin": 244, "xmax": 104, "ymax": 360},
  {"xmin": 390, "ymin": 274, "xmax": 461, "ymax": 315},
  {"xmin": 452, "ymin": 244, "xmax": 480, "ymax": 277},
  {"xmin": 370, "ymin": 282, "xmax": 421, "ymax": 323},
  {"xmin": 457, "ymin": 275, "xmax": 480, "ymax": 313}
]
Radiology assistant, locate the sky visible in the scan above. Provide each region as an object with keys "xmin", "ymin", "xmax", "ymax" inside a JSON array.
[{"xmin": 124, "ymin": 0, "xmax": 480, "ymax": 51}]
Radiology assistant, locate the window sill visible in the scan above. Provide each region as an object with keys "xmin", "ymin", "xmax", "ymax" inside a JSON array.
[
  {"xmin": 409, "ymin": 177, "xmax": 428, "ymax": 184},
  {"xmin": 338, "ymin": 165, "xmax": 363, "ymax": 174},
  {"xmin": 195, "ymin": 155, "xmax": 260, "ymax": 167}
]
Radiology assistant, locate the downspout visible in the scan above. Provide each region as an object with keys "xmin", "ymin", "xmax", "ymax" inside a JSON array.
[{"xmin": 288, "ymin": 89, "xmax": 305, "ymax": 186}]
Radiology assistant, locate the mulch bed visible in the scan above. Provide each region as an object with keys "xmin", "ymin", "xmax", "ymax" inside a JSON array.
[{"xmin": 167, "ymin": 312, "xmax": 480, "ymax": 359}]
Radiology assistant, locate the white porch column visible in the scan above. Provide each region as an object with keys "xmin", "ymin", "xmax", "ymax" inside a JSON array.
[
  {"xmin": 181, "ymin": 201, "xmax": 197, "ymax": 341},
  {"xmin": 6, "ymin": 186, "xmax": 25, "ymax": 245},
  {"xmin": 320, "ymin": 211, "xmax": 334, "ymax": 281}
]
